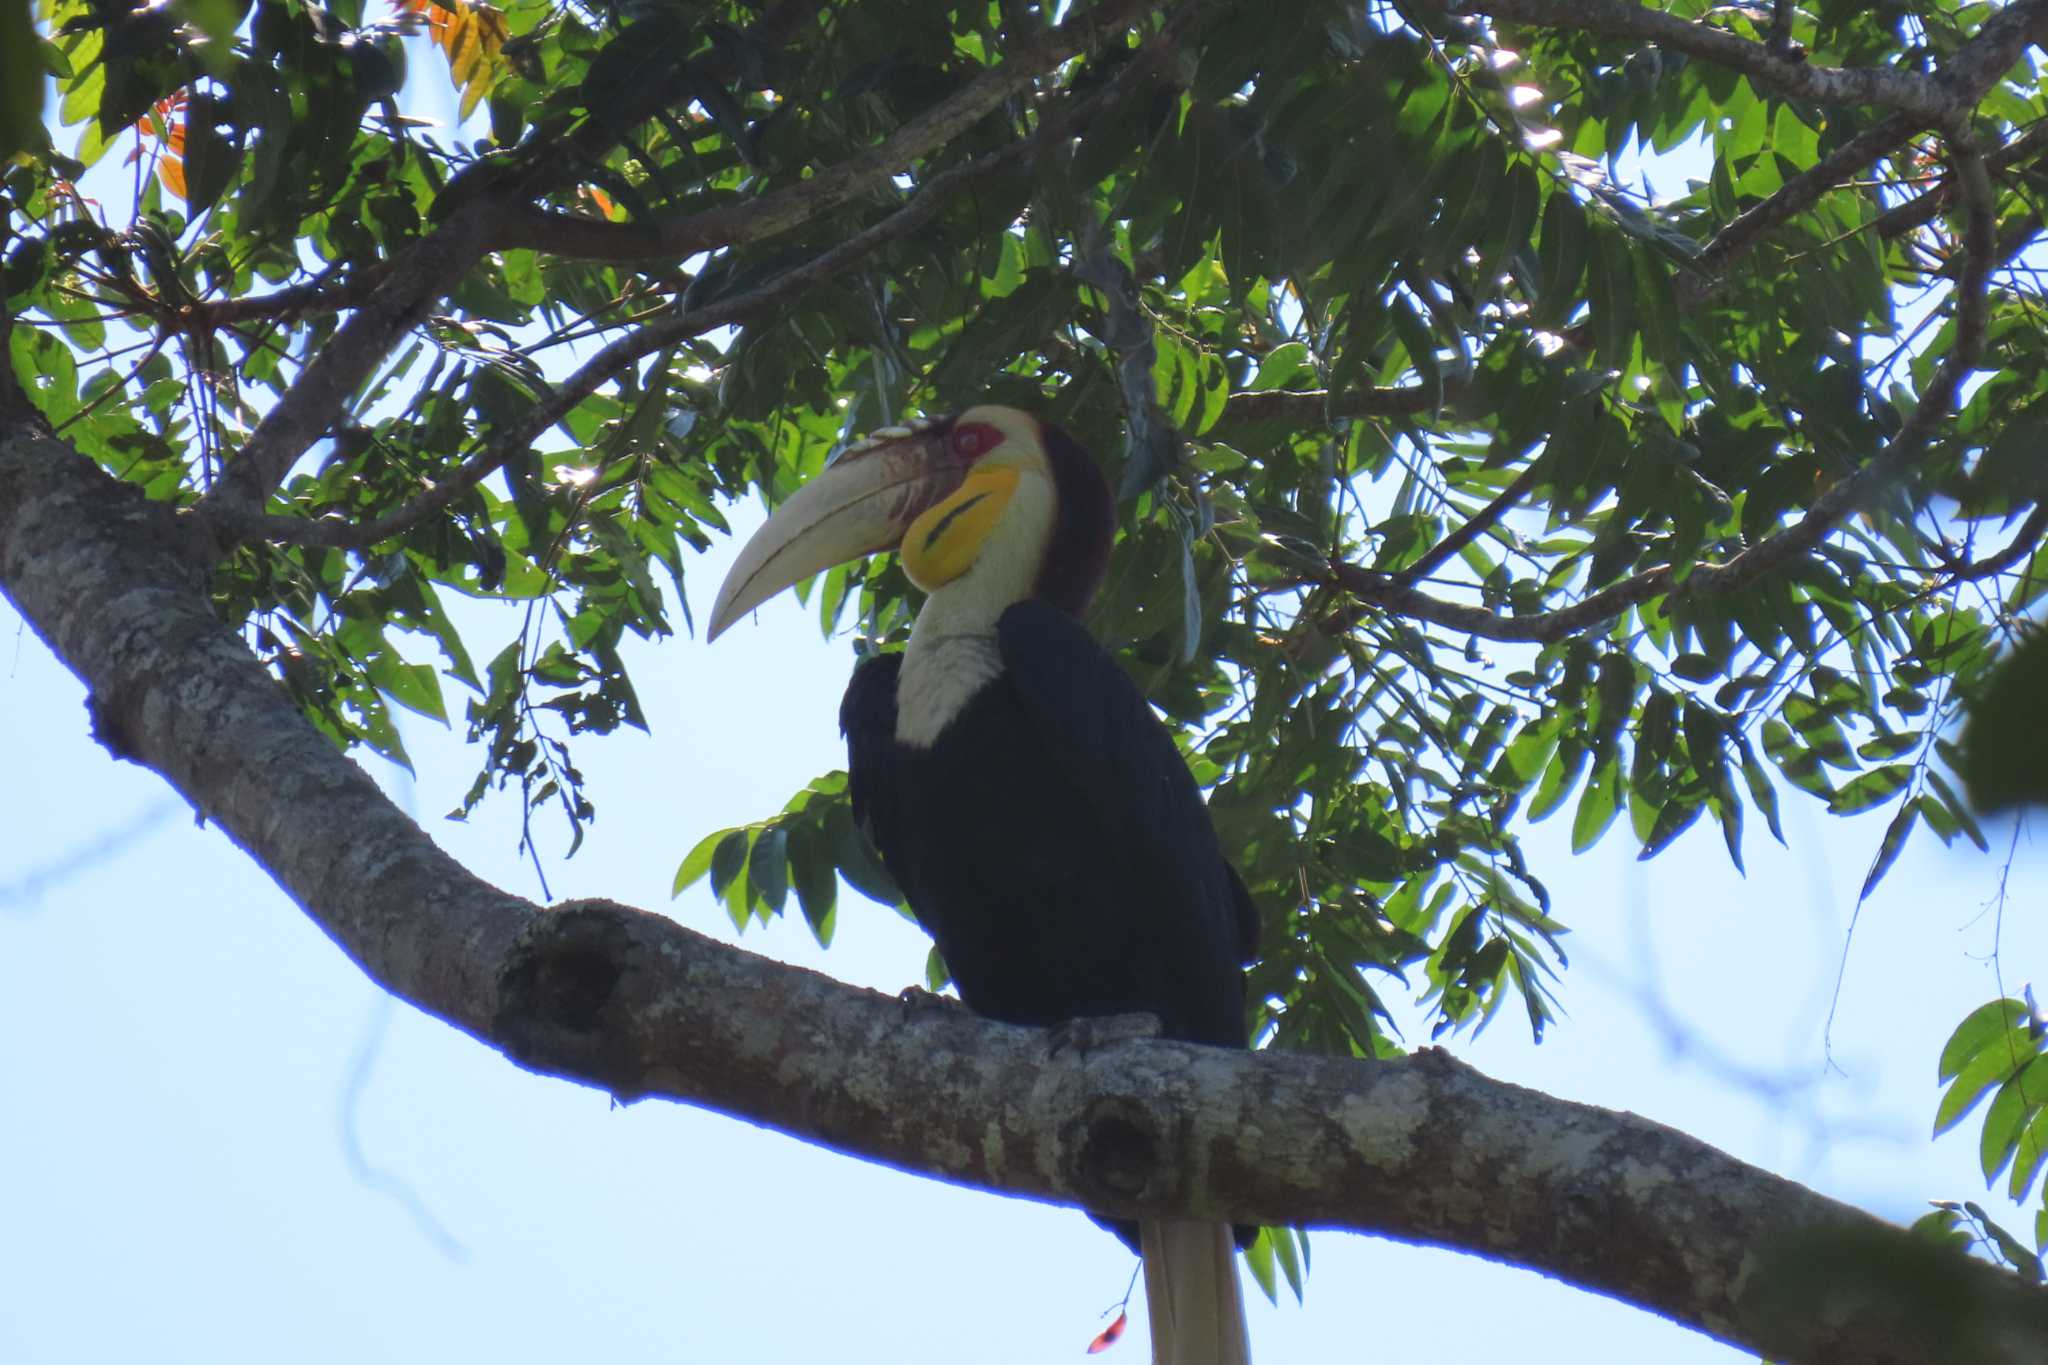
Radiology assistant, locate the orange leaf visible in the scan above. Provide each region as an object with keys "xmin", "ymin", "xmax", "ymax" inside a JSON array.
[
  {"xmin": 1086, "ymin": 1312, "xmax": 1127, "ymax": 1354},
  {"xmin": 158, "ymin": 155, "xmax": 187, "ymax": 200},
  {"xmin": 134, "ymin": 91, "xmax": 188, "ymax": 141}
]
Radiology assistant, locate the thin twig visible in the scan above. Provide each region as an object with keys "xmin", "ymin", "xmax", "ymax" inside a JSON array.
[
  {"xmin": 1940, "ymin": 506, "xmax": 2048, "ymax": 584},
  {"xmin": 1873, "ymin": 119, "xmax": 2048, "ymax": 243},
  {"xmin": 1216, "ymin": 382, "xmax": 1456, "ymax": 428},
  {"xmin": 1682, "ymin": 113, "xmax": 1919, "ymax": 305},
  {"xmin": 1319, "ymin": 140, "xmax": 2002, "ymax": 645},
  {"xmin": 1395, "ymin": 456, "xmax": 1546, "ymax": 586}
]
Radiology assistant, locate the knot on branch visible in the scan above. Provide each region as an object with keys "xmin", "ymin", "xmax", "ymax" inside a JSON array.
[
  {"xmin": 495, "ymin": 898, "xmax": 640, "ymax": 1096},
  {"xmin": 1061, "ymin": 1092, "xmax": 1176, "ymax": 1209}
]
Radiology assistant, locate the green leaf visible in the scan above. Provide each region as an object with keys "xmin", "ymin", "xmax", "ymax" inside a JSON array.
[
  {"xmin": 673, "ymin": 826, "xmax": 729, "ymax": 896},
  {"xmin": 1762, "ymin": 718, "xmax": 1835, "ymax": 799},
  {"xmin": 1637, "ymin": 797, "xmax": 1702, "ymax": 860},
  {"xmin": 1670, "ymin": 652, "xmax": 1720, "ymax": 682},
  {"xmin": 1571, "ymin": 753, "xmax": 1621, "ymax": 853},
  {"xmin": 1532, "ymin": 188, "xmax": 1588, "ymax": 328},
  {"xmin": 1935, "ymin": 1029, "xmax": 2033, "ymax": 1138},
  {"xmin": 1585, "ymin": 229, "xmax": 1635, "ymax": 370},
  {"xmin": 1271, "ymin": 1224, "xmax": 1305, "ymax": 1304},
  {"xmin": 1857, "ymin": 801, "xmax": 1917, "ymax": 902},
  {"xmin": 1979, "ymin": 1055, "xmax": 2048, "ymax": 1186},
  {"xmin": 748, "ymin": 825, "xmax": 789, "ymax": 918},
  {"xmin": 1978, "ymin": 1209, "xmax": 2044, "ymax": 1282},
  {"xmin": 1497, "ymin": 716, "xmax": 1562, "ymax": 792},
  {"xmin": 2008, "ymin": 1106, "xmax": 2048, "ymax": 1204},
  {"xmin": 707, "ymin": 829, "xmax": 751, "ymax": 905},
  {"xmin": 1829, "ymin": 763, "xmax": 1910, "ymax": 816},
  {"xmin": 786, "ymin": 822, "xmax": 839, "ymax": 947},
  {"xmin": 1244, "ymin": 1226, "xmax": 1278, "ymax": 1303},
  {"xmin": 1926, "ymin": 770, "xmax": 1989, "ymax": 853},
  {"xmin": 1737, "ymin": 741, "xmax": 1785, "ymax": 844},
  {"xmin": 1250, "ymin": 341, "xmax": 1312, "ymax": 392},
  {"xmin": 827, "ymin": 803, "xmax": 900, "ymax": 906},
  {"xmin": 365, "ymin": 651, "xmax": 448, "ymax": 723},
  {"xmin": 1527, "ymin": 736, "xmax": 1587, "ymax": 822},
  {"xmin": 1940, "ymin": 1000, "xmax": 2029, "ymax": 1083}
]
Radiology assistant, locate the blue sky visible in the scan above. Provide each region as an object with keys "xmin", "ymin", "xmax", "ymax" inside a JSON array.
[{"xmin": 4, "ymin": 498, "xmax": 2044, "ymax": 1363}]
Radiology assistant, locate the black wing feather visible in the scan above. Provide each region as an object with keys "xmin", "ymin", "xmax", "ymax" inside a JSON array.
[
  {"xmin": 839, "ymin": 651, "xmax": 904, "ymax": 855},
  {"xmin": 997, "ymin": 599, "xmax": 1253, "ymax": 1047}
]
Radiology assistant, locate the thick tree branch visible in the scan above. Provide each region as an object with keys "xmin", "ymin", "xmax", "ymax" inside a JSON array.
[
  {"xmin": 3, "ymin": 402, "xmax": 2046, "ymax": 1364},
  {"xmin": 1458, "ymin": 0, "xmax": 2048, "ymax": 121},
  {"xmin": 1937, "ymin": 1, "xmax": 2048, "ymax": 105}
]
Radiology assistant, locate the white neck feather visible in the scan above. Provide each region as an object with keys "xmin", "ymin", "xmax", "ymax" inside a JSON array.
[{"xmin": 894, "ymin": 466, "xmax": 1057, "ymax": 748}]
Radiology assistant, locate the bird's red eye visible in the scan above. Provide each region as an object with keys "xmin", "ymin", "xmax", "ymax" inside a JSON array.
[{"xmin": 951, "ymin": 422, "xmax": 1001, "ymax": 459}]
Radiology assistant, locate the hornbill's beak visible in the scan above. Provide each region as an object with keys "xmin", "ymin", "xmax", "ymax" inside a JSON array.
[{"xmin": 707, "ymin": 420, "xmax": 967, "ymax": 640}]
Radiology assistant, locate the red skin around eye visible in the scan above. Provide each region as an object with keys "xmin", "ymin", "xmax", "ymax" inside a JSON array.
[{"xmin": 950, "ymin": 421, "xmax": 1003, "ymax": 460}]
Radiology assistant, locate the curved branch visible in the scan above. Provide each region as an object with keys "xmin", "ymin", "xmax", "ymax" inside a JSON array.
[
  {"xmin": 1942, "ymin": 505, "xmax": 2048, "ymax": 583},
  {"xmin": 1673, "ymin": 0, "xmax": 2044, "ymax": 301},
  {"xmin": 3, "ymin": 408, "xmax": 2046, "ymax": 1365},
  {"xmin": 1394, "ymin": 455, "xmax": 1546, "ymax": 586}
]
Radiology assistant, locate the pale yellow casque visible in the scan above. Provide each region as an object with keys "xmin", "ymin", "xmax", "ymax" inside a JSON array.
[{"xmin": 705, "ymin": 404, "xmax": 1049, "ymax": 639}]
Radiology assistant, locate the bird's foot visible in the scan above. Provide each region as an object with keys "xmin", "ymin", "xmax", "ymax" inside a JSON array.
[
  {"xmin": 1047, "ymin": 1011, "xmax": 1161, "ymax": 1058},
  {"xmin": 896, "ymin": 984, "xmax": 960, "ymax": 1021}
]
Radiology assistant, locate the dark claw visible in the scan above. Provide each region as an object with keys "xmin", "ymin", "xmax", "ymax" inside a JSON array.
[{"xmin": 896, "ymin": 984, "xmax": 960, "ymax": 1020}]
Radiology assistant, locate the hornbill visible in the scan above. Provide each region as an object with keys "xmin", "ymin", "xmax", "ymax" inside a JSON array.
[{"xmin": 708, "ymin": 405, "xmax": 1259, "ymax": 1365}]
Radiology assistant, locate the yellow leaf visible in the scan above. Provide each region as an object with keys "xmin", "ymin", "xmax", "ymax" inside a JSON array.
[{"xmin": 448, "ymin": 10, "xmax": 481, "ymax": 85}]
